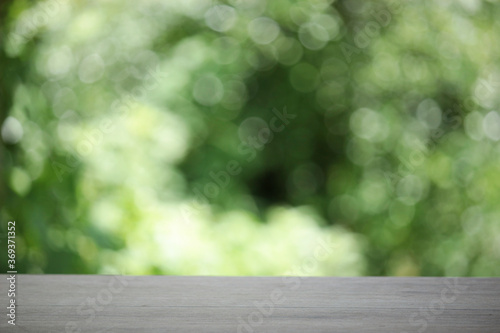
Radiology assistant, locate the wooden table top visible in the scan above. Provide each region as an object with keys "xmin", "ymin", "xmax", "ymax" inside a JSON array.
[{"xmin": 1, "ymin": 275, "xmax": 499, "ymax": 332}]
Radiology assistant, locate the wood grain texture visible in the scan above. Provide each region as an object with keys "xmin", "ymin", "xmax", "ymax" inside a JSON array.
[{"xmin": 1, "ymin": 275, "xmax": 499, "ymax": 332}]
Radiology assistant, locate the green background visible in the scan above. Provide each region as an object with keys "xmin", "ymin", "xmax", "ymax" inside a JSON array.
[{"xmin": 1, "ymin": 0, "xmax": 500, "ymax": 276}]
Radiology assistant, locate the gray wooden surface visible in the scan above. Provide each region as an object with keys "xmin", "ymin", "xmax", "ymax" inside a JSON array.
[{"xmin": 1, "ymin": 275, "xmax": 499, "ymax": 332}]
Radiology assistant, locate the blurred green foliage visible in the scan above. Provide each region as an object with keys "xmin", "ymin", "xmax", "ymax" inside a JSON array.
[{"xmin": 1, "ymin": 0, "xmax": 500, "ymax": 276}]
